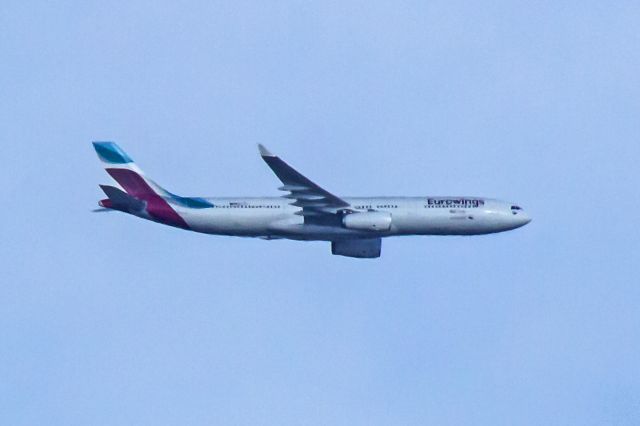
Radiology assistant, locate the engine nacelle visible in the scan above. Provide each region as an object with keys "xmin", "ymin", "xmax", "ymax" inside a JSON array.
[
  {"xmin": 342, "ymin": 211, "xmax": 392, "ymax": 232},
  {"xmin": 332, "ymin": 238, "xmax": 381, "ymax": 258}
]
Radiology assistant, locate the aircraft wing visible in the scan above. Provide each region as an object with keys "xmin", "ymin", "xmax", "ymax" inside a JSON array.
[{"xmin": 259, "ymin": 145, "xmax": 350, "ymax": 219}]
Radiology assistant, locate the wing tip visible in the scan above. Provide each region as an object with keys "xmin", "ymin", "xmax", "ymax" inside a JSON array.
[{"xmin": 258, "ymin": 144, "xmax": 275, "ymax": 157}]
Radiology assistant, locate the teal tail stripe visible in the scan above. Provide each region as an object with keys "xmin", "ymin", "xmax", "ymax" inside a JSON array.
[
  {"xmin": 159, "ymin": 188, "xmax": 214, "ymax": 208},
  {"xmin": 93, "ymin": 141, "xmax": 133, "ymax": 164}
]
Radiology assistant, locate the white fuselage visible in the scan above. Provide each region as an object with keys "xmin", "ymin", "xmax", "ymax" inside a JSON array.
[
  {"xmin": 171, "ymin": 196, "xmax": 531, "ymax": 241},
  {"xmin": 93, "ymin": 142, "xmax": 531, "ymax": 257}
]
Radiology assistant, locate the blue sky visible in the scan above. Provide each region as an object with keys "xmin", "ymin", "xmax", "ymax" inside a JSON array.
[{"xmin": 1, "ymin": 1, "xmax": 639, "ymax": 424}]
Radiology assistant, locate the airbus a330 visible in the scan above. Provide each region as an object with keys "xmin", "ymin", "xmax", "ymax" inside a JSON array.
[{"xmin": 93, "ymin": 142, "xmax": 531, "ymax": 258}]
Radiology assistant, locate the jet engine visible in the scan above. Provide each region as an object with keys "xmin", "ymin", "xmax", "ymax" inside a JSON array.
[{"xmin": 342, "ymin": 211, "xmax": 392, "ymax": 231}]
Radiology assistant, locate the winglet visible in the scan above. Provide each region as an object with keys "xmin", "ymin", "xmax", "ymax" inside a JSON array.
[{"xmin": 258, "ymin": 144, "xmax": 275, "ymax": 157}]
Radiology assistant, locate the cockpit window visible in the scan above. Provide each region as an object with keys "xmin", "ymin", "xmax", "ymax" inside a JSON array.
[{"xmin": 511, "ymin": 205, "xmax": 522, "ymax": 210}]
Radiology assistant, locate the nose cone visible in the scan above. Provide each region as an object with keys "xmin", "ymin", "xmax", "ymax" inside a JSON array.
[
  {"xmin": 506, "ymin": 203, "xmax": 531, "ymax": 229},
  {"xmin": 513, "ymin": 212, "xmax": 532, "ymax": 228}
]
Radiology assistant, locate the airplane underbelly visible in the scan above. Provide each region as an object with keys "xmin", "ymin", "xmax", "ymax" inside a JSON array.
[{"xmin": 180, "ymin": 210, "xmax": 278, "ymax": 236}]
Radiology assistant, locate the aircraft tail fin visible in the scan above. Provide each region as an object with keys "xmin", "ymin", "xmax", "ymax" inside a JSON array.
[
  {"xmin": 92, "ymin": 141, "xmax": 166, "ymax": 198},
  {"xmin": 93, "ymin": 141, "xmax": 215, "ymax": 209},
  {"xmin": 92, "ymin": 142, "xmax": 213, "ymax": 228},
  {"xmin": 92, "ymin": 142, "xmax": 193, "ymax": 228}
]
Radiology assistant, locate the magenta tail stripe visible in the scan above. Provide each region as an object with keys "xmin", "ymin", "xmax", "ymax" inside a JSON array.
[{"xmin": 106, "ymin": 168, "xmax": 189, "ymax": 229}]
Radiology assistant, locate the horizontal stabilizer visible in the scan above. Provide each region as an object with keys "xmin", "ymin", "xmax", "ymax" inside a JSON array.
[{"xmin": 99, "ymin": 185, "xmax": 145, "ymax": 212}]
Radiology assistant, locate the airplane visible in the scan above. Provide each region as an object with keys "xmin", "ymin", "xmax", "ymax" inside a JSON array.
[{"xmin": 93, "ymin": 142, "xmax": 531, "ymax": 258}]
